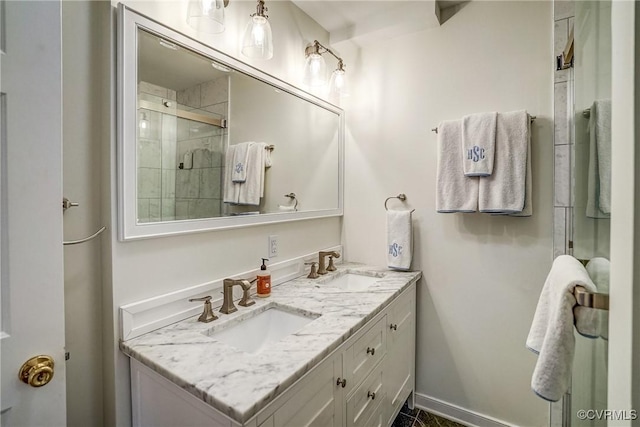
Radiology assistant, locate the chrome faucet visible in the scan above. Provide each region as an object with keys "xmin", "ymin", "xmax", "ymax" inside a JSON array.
[
  {"xmin": 318, "ymin": 251, "xmax": 340, "ymax": 275},
  {"xmin": 220, "ymin": 278, "xmax": 256, "ymax": 315}
]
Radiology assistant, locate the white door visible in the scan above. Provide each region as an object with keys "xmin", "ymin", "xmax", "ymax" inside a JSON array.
[{"xmin": 0, "ymin": 1, "xmax": 66, "ymax": 426}]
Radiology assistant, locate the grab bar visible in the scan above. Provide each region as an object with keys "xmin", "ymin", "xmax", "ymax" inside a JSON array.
[
  {"xmin": 63, "ymin": 226, "xmax": 106, "ymax": 246},
  {"xmin": 574, "ymin": 286, "xmax": 609, "ymax": 311}
]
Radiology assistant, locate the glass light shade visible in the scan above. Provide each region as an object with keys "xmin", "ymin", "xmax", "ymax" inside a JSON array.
[
  {"xmin": 187, "ymin": 0, "xmax": 225, "ymax": 34},
  {"xmin": 329, "ymin": 68, "xmax": 349, "ymax": 98},
  {"xmin": 241, "ymin": 15, "xmax": 273, "ymax": 60},
  {"xmin": 303, "ymin": 53, "xmax": 327, "ymax": 87}
]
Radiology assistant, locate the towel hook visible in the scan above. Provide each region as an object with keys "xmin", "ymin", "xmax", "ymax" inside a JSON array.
[
  {"xmin": 384, "ymin": 194, "xmax": 415, "ymax": 213},
  {"xmin": 284, "ymin": 192, "xmax": 298, "ymax": 210}
]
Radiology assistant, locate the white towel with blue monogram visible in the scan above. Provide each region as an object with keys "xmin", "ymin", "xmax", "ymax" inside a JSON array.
[
  {"xmin": 462, "ymin": 112, "xmax": 497, "ymax": 176},
  {"xmin": 231, "ymin": 141, "xmax": 254, "ymax": 183},
  {"xmin": 387, "ymin": 210, "xmax": 412, "ymax": 271}
]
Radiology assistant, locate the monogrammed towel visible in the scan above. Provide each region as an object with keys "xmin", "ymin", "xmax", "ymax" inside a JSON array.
[
  {"xmin": 387, "ymin": 210, "xmax": 412, "ymax": 271},
  {"xmin": 462, "ymin": 112, "xmax": 497, "ymax": 176}
]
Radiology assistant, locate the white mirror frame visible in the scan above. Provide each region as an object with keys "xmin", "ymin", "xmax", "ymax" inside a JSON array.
[{"xmin": 117, "ymin": 4, "xmax": 344, "ymax": 241}]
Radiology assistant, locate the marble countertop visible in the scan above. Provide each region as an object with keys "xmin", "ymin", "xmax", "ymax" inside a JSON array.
[{"xmin": 120, "ymin": 263, "xmax": 421, "ymax": 424}]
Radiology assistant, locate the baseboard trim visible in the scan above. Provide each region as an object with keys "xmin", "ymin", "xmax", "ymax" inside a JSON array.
[{"xmin": 414, "ymin": 393, "xmax": 516, "ymax": 427}]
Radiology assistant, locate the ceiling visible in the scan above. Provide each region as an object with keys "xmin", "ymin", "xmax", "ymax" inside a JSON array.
[{"xmin": 290, "ymin": 0, "xmax": 468, "ymax": 47}]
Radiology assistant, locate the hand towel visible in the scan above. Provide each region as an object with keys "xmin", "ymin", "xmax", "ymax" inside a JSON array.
[
  {"xmin": 238, "ymin": 142, "xmax": 266, "ymax": 205},
  {"xmin": 585, "ymin": 257, "xmax": 610, "ymax": 340},
  {"xmin": 586, "ymin": 100, "xmax": 612, "ymax": 218},
  {"xmin": 223, "ymin": 145, "xmax": 239, "ymax": 204},
  {"xmin": 479, "ymin": 110, "xmax": 529, "ymax": 213},
  {"xmin": 436, "ymin": 119, "xmax": 479, "ymax": 213},
  {"xmin": 387, "ymin": 210, "xmax": 412, "ymax": 271},
  {"xmin": 462, "ymin": 112, "xmax": 497, "ymax": 176},
  {"xmin": 264, "ymin": 143, "xmax": 273, "ymax": 168},
  {"xmin": 526, "ymin": 255, "xmax": 598, "ymax": 402},
  {"xmin": 231, "ymin": 141, "xmax": 254, "ymax": 183},
  {"xmin": 509, "ymin": 118, "xmax": 533, "ymax": 217}
]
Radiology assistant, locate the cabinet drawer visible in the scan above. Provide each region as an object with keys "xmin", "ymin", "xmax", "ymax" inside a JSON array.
[
  {"xmin": 345, "ymin": 358, "xmax": 385, "ymax": 427},
  {"xmin": 343, "ymin": 316, "xmax": 386, "ymax": 395},
  {"xmin": 387, "ymin": 288, "xmax": 413, "ymax": 345}
]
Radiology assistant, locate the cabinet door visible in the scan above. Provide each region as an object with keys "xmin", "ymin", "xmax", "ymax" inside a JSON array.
[
  {"xmin": 385, "ymin": 285, "xmax": 416, "ymax": 425},
  {"xmin": 273, "ymin": 355, "xmax": 343, "ymax": 427}
]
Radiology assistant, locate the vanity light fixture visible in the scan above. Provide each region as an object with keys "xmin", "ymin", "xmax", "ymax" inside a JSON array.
[
  {"xmin": 187, "ymin": 0, "xmax": 229, "ymax": 34},
  {"xmin": 303, "ymin": 40, "xmax": 348, "ymax": 98},
  {"xmin": 241, "ymin": 0, "xmax": 273, "ymax": 60}
]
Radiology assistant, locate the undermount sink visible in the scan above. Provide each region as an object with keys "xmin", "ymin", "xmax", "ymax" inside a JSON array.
[
  {"xmin": 324, "ymin": 273, "xmax": 383, "ymax": 291},
  {"xmin": 208, "ymin": 306, "xmax": 318, "ymax": 354}
]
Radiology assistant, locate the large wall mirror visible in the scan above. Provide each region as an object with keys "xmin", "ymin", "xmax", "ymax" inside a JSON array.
[{"xmin": 118, "ymin": 5, "xmax": 343, "ymax": 240}]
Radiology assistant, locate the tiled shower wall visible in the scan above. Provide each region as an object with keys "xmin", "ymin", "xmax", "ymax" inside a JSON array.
[
  {"xmin": 137, "ymin": 81, "xmax": 178, "ymax": 222},
  {"xmin": 175, "ymin": 77, "xmax": 228, "ymax": 220},
  {"xmin": 553, "ymin": 0, "xmax": 575, "ymax": 259},
  {"xmin": 136, "ymin": 77, "xmax": 228, "ymax": 222},
  {"xmin": 551, "ymin": 2, "xmax": 575, "ymax": 426}
]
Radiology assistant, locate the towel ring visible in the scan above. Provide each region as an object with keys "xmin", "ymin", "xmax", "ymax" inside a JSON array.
[
  {"xmin": 284, "ymin": 193, "xmax": 298, "ymax": 210},
  {"xmin": 384, "ymin": 194, "xmax": 415, "ymax": 213}
]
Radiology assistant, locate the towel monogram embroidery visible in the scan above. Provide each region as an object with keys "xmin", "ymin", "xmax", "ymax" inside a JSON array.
[
  {"xmin": 235, "ymin": 162, "xmax": 244, "ymax": 173},
  {"xmin": 388, "ymin": 242, "xmax": 403, "ymax": 257},
  {"xmin": 467, "ymin": 145, "xmax": 485, "ymax": 162}
]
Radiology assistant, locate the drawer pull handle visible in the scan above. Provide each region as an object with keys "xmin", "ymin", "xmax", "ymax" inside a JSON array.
[
  {"xmin": 390, "ymin": 324, "xmax": 397, "ymax": 331},
  {"xmin": 366, "ymin": 347, "xmax": 375, "ymax": 356},
  {"xmin": 336, "ymin": 378, "xmax": 346, "ymax": 388},
  {"xmin": 367, "ymin": 391, "xmax": 376, "ymax": 400}
]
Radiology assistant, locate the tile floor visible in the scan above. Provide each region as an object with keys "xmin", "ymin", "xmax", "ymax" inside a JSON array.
[{"xmin": 392, "ymin": 401, "xmax": 466, "ymax": 427}]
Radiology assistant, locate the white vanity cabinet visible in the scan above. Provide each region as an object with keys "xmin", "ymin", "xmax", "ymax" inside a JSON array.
[{"xmin": 129, "ymin": 283, "xmax": 416, "ymax": 427}]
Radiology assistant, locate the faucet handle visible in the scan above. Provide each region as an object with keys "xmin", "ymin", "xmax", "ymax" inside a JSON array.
[
  {"xmin": 305, "ymin": 262, "xmax": 319, "ymax": 279},
  {"xmin": 189, "ymin": 296, "xmax": 218, "ymax": 323},
  {"xmin": 327, "ymin": 256, "xmax": 337, "ymax": 272},
  {"xmin": 238, "ymin": 280, "xmax": 255, "ymax": 307}
]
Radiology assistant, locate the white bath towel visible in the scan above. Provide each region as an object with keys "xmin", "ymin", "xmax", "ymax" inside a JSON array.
[
  {"xmin": 387, "ymin": 210, "xmax": 412, "ymax": 271},
  {"xmin": 462, "ymin": 112, "xmax": 497, "ymax": 176},
  {"xmin": 479, "ymin": 110, "xmax": 529, "ymax": 214},
  {"xmin": 586, "ymin": 100, "xmax": 612, "ymax": 218},
  {"xmin": 526, "ymin": 255, "xmax": 598, "ymax": 402},
  {"xmin": 231, "ymin": 141, "xmax": 254, "ymax": 183},
  {"xmin": 436, "ymin": 120, "xmax": 479, "ymax": 213},
  {"xmin": 238, "ymin": 142, "xmax": 266, "ymax": 205},
  {"xmin": 509, "ymin": 119, "xmax": 533, "ymax": 217},
  {"xmin": 223, "ymin": 145, "xmax": 239, "ymax": 204},
  {"xmin": 585, "ymin": 257, "xmax": 610, "ymax": 340}
]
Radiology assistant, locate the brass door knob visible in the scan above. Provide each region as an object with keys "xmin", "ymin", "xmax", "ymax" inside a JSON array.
[{"xmin": 19, "ymin": 355, "xmax": 54, "ymax": 387}]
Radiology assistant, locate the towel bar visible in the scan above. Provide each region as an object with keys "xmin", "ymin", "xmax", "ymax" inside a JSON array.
[
  {"xmin": 574, "ymin": 285, "xmax": 609, "ymax": 311},
  {"xmin": 431, "ymin": 115, "xmax": 537, "ymax": 134}
]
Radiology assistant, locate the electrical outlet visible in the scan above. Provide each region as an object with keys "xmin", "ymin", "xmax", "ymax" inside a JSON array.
[{"xmin": 268, "ymin": 235, "xmax": 278, "ymax": 258}]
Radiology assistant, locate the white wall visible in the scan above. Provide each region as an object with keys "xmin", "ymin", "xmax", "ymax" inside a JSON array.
[
  {"xmin": 103, "ymin": 2, "xmax": 341, "ymax": 425},
  {"xmin": 62, "ymin": 2, "xmax": 109, "ymax": 425},
  {"xmin": 343, "ymin": 2, "xmax": 553, "ymax": 425}
]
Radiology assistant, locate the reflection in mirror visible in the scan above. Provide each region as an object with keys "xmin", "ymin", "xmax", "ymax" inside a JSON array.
[
  {"xmin": 118, "ymin": 5, "xmax": 343, "ymax": 240},
  {"xmin": 573, "ymin": 0, "xmax": 611, "ymax": 260}
]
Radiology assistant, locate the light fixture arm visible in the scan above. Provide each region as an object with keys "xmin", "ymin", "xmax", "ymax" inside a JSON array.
[
  {"xmin": 252, "ymin": 0, "xmax": 268, "ymax": 18},
  {"xmin": 305, "ymin": 40, "xmax": 345, "ymax": 69}
]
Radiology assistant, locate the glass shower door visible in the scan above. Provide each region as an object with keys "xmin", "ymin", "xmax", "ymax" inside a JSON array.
[{"xmin": 570, "ymin": 1, "xmax": 611, "ymax": 425}]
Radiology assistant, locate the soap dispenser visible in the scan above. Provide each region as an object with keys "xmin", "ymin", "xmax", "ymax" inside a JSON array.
[{"xmin": 257, "ymin": 258, "xmax": 271, "ymax": 298}]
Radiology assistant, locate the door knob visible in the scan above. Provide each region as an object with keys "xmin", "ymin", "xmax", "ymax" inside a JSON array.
[{"xmin": 19, "ymin": 355, "xmax": 54, "ymax": 387}]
